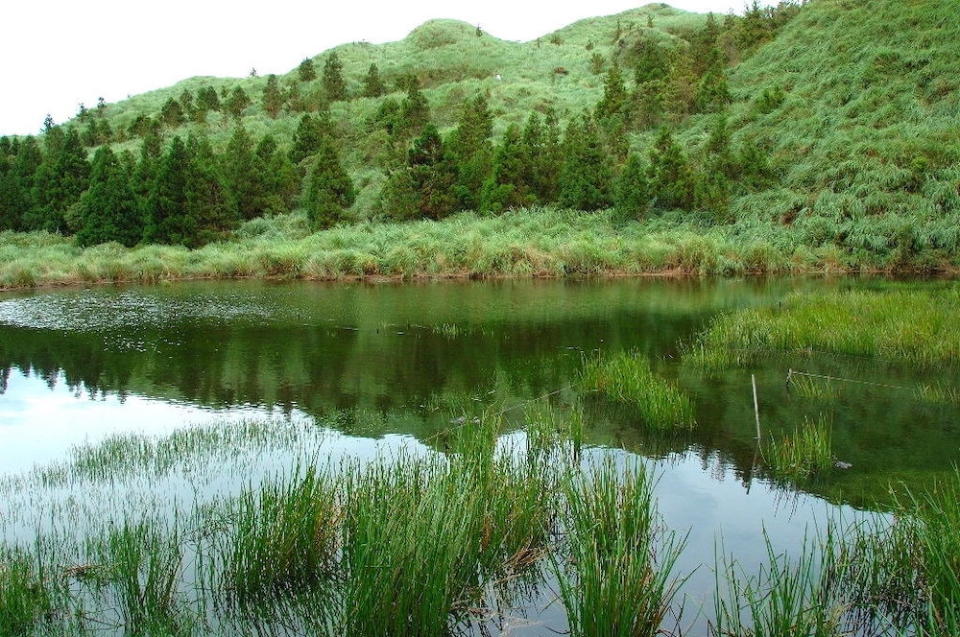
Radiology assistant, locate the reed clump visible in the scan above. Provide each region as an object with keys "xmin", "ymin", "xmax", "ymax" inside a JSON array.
[
  {"xmin": 763, "ymin": 416, "xmax": 833, "ymax": 482},
  {"xmin": 0, "ymin": 551, "xmax": 56, "ymax": 636},
  {"xmin": 582, "ymin": 351, "xmax": 695, "ymax": 429}
]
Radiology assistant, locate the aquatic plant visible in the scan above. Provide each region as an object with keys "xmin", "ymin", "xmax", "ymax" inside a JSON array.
[
  {"xmin": 0, "ymin": 551, "xmax": 56, "ymax": 636},
  {"xmin": 763, "ymin": 416, "xmax": 832, "ymax": 482},
  {"xmin": 582, "ymin": 351, "xmax": 695, "ymax": 429}
]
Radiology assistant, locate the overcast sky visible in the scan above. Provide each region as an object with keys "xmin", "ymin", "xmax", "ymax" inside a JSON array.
[{"xmin": 2, "ymin": 0, "xmax": 770, "ymax": 136}]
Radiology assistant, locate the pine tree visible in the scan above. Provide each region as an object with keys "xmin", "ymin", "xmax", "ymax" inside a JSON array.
[
  {"xmin": 323, "ymin": 52, "xmax": 347, "ymax": 101},
  {"xmin": 0, "ymin": 137, "xmax": 41, "ymax": 230},
  {"xmin": 185, "ymin": 135, "xmax": 236, "ymax": 241},
  {"xmin": 198, "ymin": 86, "xmax": 221, "ymax": 112},
  {"xmin": 161, "ymin": 97, "xmax": 185, "ymax": 127},
  {"xmin": 303, "ymin": 138, "xmax": 355, "ymax": 229},
  {"xmin": 289, "ymin": 113, "xmax": 332, "ymax": 167},
  {"xmin": 613, "ymin": 153, "xmax": 651, "ymax": 222},
  {"xmin": 596, "ymin": 64, "xmax": 628, "ymax": 120},
  {"xmin": 96, "ymin": 97, "xmax": 107, "ymax": 118},
  {"xmin": 76, "ymin": 147, "xmax": 142, "ymax": 247},
  {"xmin": 558, "ymin": 116, "xmax": 611, "ymax": 210},
  {"xmin": 29, "ymin": 127, "xmax": 89, "ymax": 233},
  {"xmin": 634, "ymin": 41, "xmax": 670, "ymax": 84},
  {"xmin": 480, "ymin": 124, "xmax": 528, "ymax": 212},
  {"xmin": 255, "ymin": 135, "xmax": 299, "ymax": 214},
  {"xmin": 694, "ymin": 58, "xmax": 731, "ymax": 114},
  {"xmin": 225, "ymin": 87, "xmax": 251, "ymax": 119},
  {"xmin": 518, "ymin": 112, "xmax": 545, "ymax": 205},
  {"xmin": 447, "ymin": 95, "xmax": 493, "ymax": 210},
  {"xmin": 220, "ymin": 126, "xmax": 261, "ymax": 220},
  {"xmin": 298, "ymin": 57, "xmax": 317, "ymax": 82},
  {"xmin": 143, "ymin": 137, "xmax": 196, "ymax": 245},
  {"xmin": 399, "ymin": 80, "xmax": 430, "ymax": 136},
  {"xmin": 262, "ymin": 74, "xmax": 284, "ymax": 118},
  {"xmin": 362, "ymin": 64, "xmax": 386, "ymax": 98},
  {"xmin": 386, "ymin": 124, "xmax": 458, "ymax": 220},
  {"xmin": 130, "ymin": 133, "xmax": 163, "ymax": 228},
  {"xmin": 648, "ymin": 128, "xmax": 695, "ymax": 211}
]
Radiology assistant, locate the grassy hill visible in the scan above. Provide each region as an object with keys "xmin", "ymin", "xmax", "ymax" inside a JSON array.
[{"xmin": 1, "ymin": 0, "xmax": 959, "ymax": 288}]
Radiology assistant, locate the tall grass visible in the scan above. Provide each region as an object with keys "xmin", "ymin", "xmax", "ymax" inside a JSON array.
[
  {"xmin": 582, "ymin": 351, "xmax": 695, "ymax": 429},
  {"xmin": 763, "ymin": 416, "xmax": 833, "ymax": 483},
  {"xmin": 0, "ymin": 550, "xmax": 56, "ymax": 636},
  {"xmin": 554, "ymin": 459, "xmax": 683, "ymax": 637},
  {"xmin": 688, "ymin": 285, "xmax": 960, "ymax": 368}
]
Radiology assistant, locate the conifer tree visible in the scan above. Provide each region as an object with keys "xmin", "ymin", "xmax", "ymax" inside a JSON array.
[
  {"xmin": 179, "ymin": 90, "xmax": 195, "ymax": 118},
  {"xmin": 198, "ymin": 86, "xmax": 221, "ymax": 112},
  {"xmin": 131, "ymin": 132, "xmax": 163, "ymax": 226},
  {"xmin": 185, "ymin": 135, "xmax": 236, "ymax": 241},
  {"xmin": 96, "ymin": 97, "xmax": 107, "ymax": 118},
  {"xmin": 29, "ymin": 127, "xmax": 89, "ymax": 233},
  {"xmin": 303, "ymin": 138, "xmax": 355, "ymax": 229},
  {"xmin": 480, "ymin": 124, "xmax": 528, "ymax": 212},
  {"xmin": 362, "ymin": 64, "xmax": 386, "ymax": 98},
  {"xmin": 648, "ymin": 128, "xmax": 695, "ymax": 210},
  {"xmin": 298, "ymin": 57, "xmax": 317, "ymax": 82},
  {"xmin": 518, "ymin": 112, "xmax": 545, "ymax": 205},
  {"xmin": 144, "ymin": 137, "xmax": 196, "ymax": 245},
  {"xmin": 289, "ymin": 113, "xmax": 333, "ymax": 167},
  {"xmin": 634, "ymin": 41, "xmax": 670, "ymax": 84},
  {"xmin": 0, "ymin": 137, "xmax": 41, "ymax": 230},
  {"xmin": 322, "ymin": 52, "xmax": 347, "ymax": 101},
  {"xmin": 613, "ymin": 153, "xmax": 651, "ymax": 222},
  {"xmin": 400, "ymin": 80, "xmax": 430, "ymax": 136},
  {"xmin": 694, "ymin": 59, "xmax": 731, "ymax": 113},
  {"xmin": 262, "ymin": 74, "xmax": 284, "ymax": 118},
  {"xmin": 383, "ymin": 124, "xmax": 457, "ymax": 220},
  {"xmin": 255, "ymin": 135, "xmax": 299, "ymax": 214},
  {"xmin": 596, "ymin": 64, "xmax": 628, "ymax": 120},
  {"xmin": 161, "ymin": 97, "xmax": 185, "ymax": 127},
  {"xmin": 76, "ymin": 147, "xmax": 142, "ymax": 247},
  {"xmin": 447, "ymin": 95, "xmax": 494, "ymax": 210},
  {"xmin": 558, "ymin": 116, "xmax": 611, "ymax": 210},
  {"xmin": 225, "ymin": 87, "xmax": 251, "ymax": 119},
  {"xmin": 220, "ymin": 126, "xmax": 261, "ymax": 220}
]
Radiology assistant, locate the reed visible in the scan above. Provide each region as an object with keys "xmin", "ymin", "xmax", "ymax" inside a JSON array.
[
  {"xmin": 763, "ymin": 416, "xmax": 833, "ymax": 482},
  {"xmin": 554, "ymin": 459, "xmax": 683, "ymax": 637},
  {"xmin": 0, "ymin": 550, "xmax": 56, "ymax": 636},
  {"xmin": 582, "ymin": 351, "xmax": 695, "ymax": 429}
]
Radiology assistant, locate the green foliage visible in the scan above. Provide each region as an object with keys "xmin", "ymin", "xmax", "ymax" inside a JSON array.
[
  {"xmin": 447, "ymin": 94, "xmax": 494, "ymax": 210},
  {"xmin": 144, "ymin": 136, "xmax": 195, "ymax": 245},
  {"xmin": 220, "ymin": 126, "xmax": 261, "ymax": 221},
  {"xmin": 304, "ymin": 138, "xmax": 355, "ymax": 229},
  {"xmin": 613, "ymin": 153, "xmax": 651, "ymax": 222},
  {"xmin": 764, "ymin": 416, "xmax": 833, "ymax": 482},
  {"xmin": 596, "ymin": 64, "xmax": 627, "ymax": 120},
  {"xmin": 76, "ymin": 146, "xmax": 142, "ymax": 247},
  {"xmin": 262, "ymin": 74, "xmax": 283, "ymax": 119},
  {"xmin": 322, "ymin": 52, "xmax": 347, "ymax": 101},
  {"xmin": 648, "ymin": 128, "xmax": 694, "ymax": 211},
  {"xmin": 362, "ymin": 63, "xmax": 386, "ymax": 98},
  {"xmin": 297, "ymin": 57, "xmax": 316, "ymax": 82},
  {"xmin": 480, "ymin": 123, "xmax": 528, "ymax": 212},
  {"xmin": 559, "ymin": 116, "xmax": 611, "ymax": 211},
  {"xmin": 28, "ymin": 127, "xmax": 89, "ymax": 233},
  {"xmin": 225, "ymin": 86, "xmax": 251, "ymax": 119}
]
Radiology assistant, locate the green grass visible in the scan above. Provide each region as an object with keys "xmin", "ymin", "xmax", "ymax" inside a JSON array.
[
  {"xmin": 0, "ymin": 551, "xmax": 56, "ymax": 636},
  {"xmin": 582, "ymin": 351, "xmax": 695, "ymax": 429},
  {"xmin": 554, "ymin": 459, "xmax": 683, "ymax": 637},
  {"xmin": 763, "ymin": 416, "xmax": 833, "ymax": 483},
  {"xmin": 688, "ymin": 285, "xmax": 960, "ymax": 368}
]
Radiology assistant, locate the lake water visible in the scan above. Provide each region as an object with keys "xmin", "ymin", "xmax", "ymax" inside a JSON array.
[{"xmin": 1, "ymin": 278, "xmax": 957, "ymax": 634}]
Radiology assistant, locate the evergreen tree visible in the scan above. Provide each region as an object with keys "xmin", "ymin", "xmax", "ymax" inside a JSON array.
[
  {"xmin": 262, "ymin": 74, "xmax": 284, "ymax": 118},
  {"xmin": 131, "ymin": 132, "xmax": 163, "ymax": 227},
  {"xmin": 399, "ymin": 80, "xmax": 430, "ymax": 136},
  {"xmin": 447, "ymin": 95, "xmax": 494, "ymax": 210},
  {"xmin": 290, "ymin": 113, "xmax": 333, "ymax": 167},
  {"xmin": 298, "ymin": 57, "xmax": 317, "ymax": 82},
  {"xmin": 76, "ymin": 147, "xmax": 142, "ymax": 247},
  {"xmin": 225, "ymin": 87, "xmax": 251, "ymax": 119},
  {"xmin": 178, "ymin": 90, "xmax": 195, "ymax": 118},
  {"xmin": 558, "ymin": 116, "xmax": 611, "ymax": 210},
  {"xmin": 29, "ymin": 127, "xmax": 89, "ymax": 233},
  {"xmin": 480, "ymin": 124, "xmax": 528, "ymax": 212},
  {"xmin": 322, "ymin": 52, "xmax": 347, "ymax": 101},
  {"xmin": 613, "ymin": 153, "xmax": 651, "ymax": 222},
  {"xmin": 96, "ymin": 97, "xmax": 107, "ymax": 118},
  {"xmin": 161, "ymin": 97, "xmax": 185, "ymax": 127},
  {"xmin": 143, "ymin": 137, "xmax": 196, "ymax": 245},
  {"xmin": 694, "ymin": 59, "xmax": 731, "ymax": 113},
  {"xmin": 198, "ymin": 86, "xmax": 221, "ymax": 112},
  {"xmin": 220, "ymin": 126, "xmax": 261, "ymax": 220},
  {"xmin": 185, "ymin": 135, "xmax": 236, "ymax": 241},
  {"xmin": 255, "ymin": 135, "xmax": 299, "ymax": 214},
  {"xmin": 383, "ymin": 124, "xmax": 457, "ymax": 220},
  {"xmin": 518, "ymin": 112, "xmax": 545, "ymax": 205},
  {"xmin": 596, "ymin": 64, "xmax": 628, "ymax": 120},
  {"xmin": 648, "ymin": 128, "xmax": 695, "ymax": 210},
  {"xmin": 0, "ymin": 137, "xmax": 41, "ymax": 230},
  {"xmin": 664, "ymin": 52, "xmax": 697, "ymax": 121},
  {"xmin": 691, "ymin": 13, "xmax": 723, "ymax": 77},
  {"xmin": 634, "ymin": 41, "xmax": 670, "ymax": 84},
  {"xmin": 303, "ymin": 138, "xmax": 355, "ymax": 229},
  {"xmin": 362, "ymin": 64, "xmax": 386, "ymax": 98}
]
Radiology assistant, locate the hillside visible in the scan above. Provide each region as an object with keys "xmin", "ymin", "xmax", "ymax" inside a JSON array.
[{"xmin": 1, "ymin": 0, "xmax": 959, "ymax": 287}]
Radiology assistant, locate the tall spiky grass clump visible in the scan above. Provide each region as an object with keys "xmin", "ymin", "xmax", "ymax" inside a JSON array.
[
  {"xmin": 763, "ymin": 416, "xmax": 832, "ymax": 482},
  {"xmin": 554, "ymin": 459, "xmax": 683, "ymax": 637},
  {"xmin": 0, "ymin": 551, "xmax": 56, "ymax": 636},
  {"xmin": 582, "ymin": 352, "xmax": 695, "ymax": 429}
]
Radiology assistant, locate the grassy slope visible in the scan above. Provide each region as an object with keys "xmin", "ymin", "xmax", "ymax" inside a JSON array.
[{"xmin": 4, "ymin": 0, "xmax": 960, "ymax": 288}]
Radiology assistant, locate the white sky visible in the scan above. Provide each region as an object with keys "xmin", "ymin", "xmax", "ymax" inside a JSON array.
[{"xmin": 2, "ymin": 1, "xmax": 771, "ymax": 136}]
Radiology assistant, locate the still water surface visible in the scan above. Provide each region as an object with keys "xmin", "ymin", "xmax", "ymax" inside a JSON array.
[{"xmin": 1, "ymin": 278, "xmax": 956, "ymax": 634}]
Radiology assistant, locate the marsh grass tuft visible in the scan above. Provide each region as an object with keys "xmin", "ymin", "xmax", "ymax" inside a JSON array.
[
  {"xmin": 763, "ymin": 416, "xmax": 833, "ymax": 482},
  {"xmin": 0, "ymin": 551, "xmax": 56, "ymax": 636},
  {"xmin": 582, "ymin": 351, "xmax": 695, "ymax": 429}
]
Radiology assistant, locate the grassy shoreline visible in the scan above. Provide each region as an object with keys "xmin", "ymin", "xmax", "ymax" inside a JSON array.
[{"xmin": 2, "ymin": 208, "xmax": 958, "ymax": 291}]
